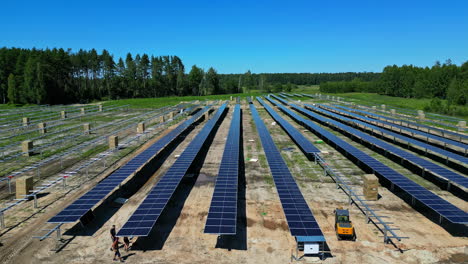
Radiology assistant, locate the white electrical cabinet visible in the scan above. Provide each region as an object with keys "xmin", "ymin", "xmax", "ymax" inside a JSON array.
[{"xmin": 304, "ymin": 243, "xmax": 319, "ymax": 254}]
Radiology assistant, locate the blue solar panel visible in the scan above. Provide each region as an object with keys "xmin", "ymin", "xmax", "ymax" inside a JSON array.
[
  {"xmin": 304, "ymin": 104, "xmax": 468, "ymax": 189},
  {"xmin": 301, "ymin": 93, "xmax": 315, "ymax": 98},
  {"xmin": 267, "ymin": 98, "xmax": 468, "ymax": 225},
  {"xmin": 117, "ymin": 104, "xmax": 228, "ymax": 237},
  {"xmin": 204, "ymin": 104, "xmax": 241, "ymax": 235},
  {"xmin": 250, "ymin": 103, "xmax": 325, "ymax": 239},
  {"xmin": 334, "ymin": 105, "xmax": 468, "ymax": 149},
  {"xmin": 316, "ymin": 104, "xmax": 468, "ymax": 167},
  {"xmin": 48, "ymin": 106, "xmax": 211, "ymax": 223},
  {"xmin": 257, "ymin": 97, "xmax": 320, "ymax": 157}
]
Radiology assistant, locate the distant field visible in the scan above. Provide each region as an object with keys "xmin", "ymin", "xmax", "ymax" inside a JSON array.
[{"xmin": 103, "ymin": 91, "xmax": 267, "ymax": 109}]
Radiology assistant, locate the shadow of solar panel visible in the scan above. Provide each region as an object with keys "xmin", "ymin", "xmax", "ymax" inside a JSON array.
[
  {"xmin": 48, "ymin": 106, "xmax": 212, "ymax": 224},
  {"xmin": 268, "ymin": 99, "xmax": 468, "ymax": 225},
  {"xmin": 249, "ymin": 103, "xmax": 325, "ymax": 239},
  {"xmin": 204, "ymin": 104, "xmax": 241, "ymax": 235},
  {"xmin": 117, "ymin": 104, "xmax": 228, "ymax": 237}
]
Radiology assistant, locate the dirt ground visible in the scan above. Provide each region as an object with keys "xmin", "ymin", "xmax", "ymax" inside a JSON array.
[{"xmin": 0, "ymin": 101, "xmax": 466, "ymax": 264}]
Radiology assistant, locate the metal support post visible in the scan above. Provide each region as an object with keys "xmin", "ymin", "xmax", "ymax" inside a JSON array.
[
  {"xmin": 33, "ymin": 194, "xmax": 38, "ymax": 208},
  {"xmin": 0, "ymin": 211, "xmax": 4, "ymax": 228}
]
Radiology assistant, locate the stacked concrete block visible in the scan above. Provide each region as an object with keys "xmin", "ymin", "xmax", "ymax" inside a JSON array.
[
  {"xmin": 61, "ymin": 111, "xmax": 67, "ymax": 119},
  {"xmin": 22, "ymin": 140, "xmax": 33, "ymax": 157},
  {"xmin": 38, "ymin": 122, "xmax": 47, "ymax": 134},
  {"xmin": 80, "ymin": 107, "xmax": 86, "ymax": 115},
  {"xmin": 22, "ymin": 117, "xmax": 30, "ymax": 127},
  {"xmin": 381, "ymin": 104, "xmax": 386, "ymax": 110},
  {"xmin": 98, "ymin": 104, "xmax": 103, "ymax": 112},
  {"xmin": 390, "ymin": 109, "xmax": 396, "ymax": 116},
  {"xmin": 160, "ymin": 115, "xmax": 166, "ymax": 123},
  {"xmin": 16, "ymin": 176, "xmax": 34, "ymax": 199},
  {"xmin": 457, "ymin": 121, "xmax": 466, "ymax": 131},
  {"xmin": 417, "ymin": 110, "xmax": 425, "ymax": 120},
  {"xmin": 363, "ymin": 174, "xmax": 379, "ymax": 201},
  {"xmin": 108, "ymin": 135, "xmax": 118, "ymax": 149},
  {"xmin": 83, "ymin": 123, "xmax": 91, "ymax": 134},
  {"xmin": 137, "ymin": 122, "xmax": 145, "ymax": 133}
]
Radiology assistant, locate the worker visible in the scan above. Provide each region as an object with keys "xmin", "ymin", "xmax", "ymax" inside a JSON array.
[
  {"xmin": 112, "ymin": 237, "xmax": 124, "ymax": 262},
  {"xmin": 110, "ymin": 225, "xmax": 117, "ymax": 251},
  {"xmin": 123, "ymin": 237, "xmax": 130, "ymax": 251}
]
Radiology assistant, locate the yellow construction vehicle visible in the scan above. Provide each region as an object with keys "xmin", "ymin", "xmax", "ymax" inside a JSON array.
[{"xmin": 334, "ymin": 208, "xmax": 356, "ymax": 241}]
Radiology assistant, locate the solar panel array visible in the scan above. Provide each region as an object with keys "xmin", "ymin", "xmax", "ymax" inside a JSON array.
[
  {"xmin": 339, "ymin": 105, "xmax": 468, "ymax": 140},
  {"xmin": 204, "ymin": 104, "xmax": 241, "ymax": 235},
  {"xmin": 317, "ymin": 104, "xmax": 468, "ymax": 166},
  {"xmin": 305, "ymin": 104, "xmax": 468, "ymax": 189},
  {"xmin": 257, "ymin": 97, "xmax": 320, "ymax": 157},
  {"xmin": 301, "ymin": 93, "xmax": 315, "ymax": 98},
  {"xmin": 334, "ymin": 105, "xmax": 468, "ymax": 148},
  {"xmin": 48, "ymin": 106, "xmax": 211, "ymax": 223},
  {"xmin": 267, "ymin": 98, "xmax": 468, "ymax": 224},
  {"xmin": 116, "ymin": 104, "xmax": 228, "ymax": 237},
  {"xmin": 250, "ymin": 103, "xmax": 325, "ymax": 239}
]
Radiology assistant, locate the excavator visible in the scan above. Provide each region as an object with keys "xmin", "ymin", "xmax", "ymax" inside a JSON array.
[{"xmin": 334, "ymin": 208, "xmax": 356, "ymax": 241}]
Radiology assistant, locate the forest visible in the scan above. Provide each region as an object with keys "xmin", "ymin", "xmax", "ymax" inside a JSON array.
[
  {"xmin": 1, "ymin": 47, "xmax": 466, "ymax": 113},
  {"xmin": 0, "ymin": 47, "xmax": 380, "ymax": 105}
]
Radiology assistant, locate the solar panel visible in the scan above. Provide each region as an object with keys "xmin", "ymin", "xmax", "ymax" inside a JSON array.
[
  {"xmin": 304, "ymin": 104, "xmax": 468, "ymax": 189},
  {"xmin": 257, "ymin": 97, "xmax": 320, "ymax": 157},
  {"xmin": 316, "ymin": 104, "xmax": 468, "ymax": 167},
  {"xmin": 334, "ymin": 105, "xmax": 468, "ymax": 149},
  {"xmin": 204, "ymin": 104, "xmax": 241, "ymax": 235},
  {"xmin": 250, "ymin": 103, "xmax": 325, "ymax": 239},
  {"xmin": 116, "ymin": 104, "xmax": 228, "ymax": 237},
  {"xmin": 338, "ymin": 104, "xmax": 468, "ymax": 140},
  {"xmin": 271, "ymin": 94, "xmax": 290, "ymax": 105},
  {"xmin": 267, "ymin": 98, "xmax": 468, "ymax": 225},
  {"xmin": 48, "ymin": 106, "xmax": 211, "ymax": 223}
]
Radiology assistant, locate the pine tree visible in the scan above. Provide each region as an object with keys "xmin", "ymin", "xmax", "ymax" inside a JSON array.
[{"xmin": 7, "ymin": 73, "xmax": 17, "ymax": 104}]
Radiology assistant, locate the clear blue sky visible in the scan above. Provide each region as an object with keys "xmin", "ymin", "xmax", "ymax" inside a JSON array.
[{"xmin": 1, "ymin": 0, "xmax": 467, "ymax": 73}]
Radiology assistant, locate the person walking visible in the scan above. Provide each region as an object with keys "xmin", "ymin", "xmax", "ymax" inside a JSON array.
[
  {"xmin": 110, "ymin": 225, "xmax": 117, "ymax": 251},
  {"xmin": 123, "ymin": 237, "xmax": 130, "ymax": 251},
  {"xmin": 112, "ymin": 237, "xmax": 124, "ymax": 262}
]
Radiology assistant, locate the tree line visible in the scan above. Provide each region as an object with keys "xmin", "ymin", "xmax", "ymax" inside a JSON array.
[
  {"xmin": 320, "ymin": 60, "xmax": 468, "ymax": 107},
  {"xmin": 0, "ymin": 47, "xmax": 383, "ymax": 105}
]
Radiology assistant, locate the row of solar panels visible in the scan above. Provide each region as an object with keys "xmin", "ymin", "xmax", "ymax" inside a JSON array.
[
  {"xmin": 49, "ymin": 106, "xmax": 210, "ymax": 223},
  {"xmin": 305, "ymin": 104, "xmax": 468, "ymax": 189},
  {"xmin": 204, "ymin": 104, "xmax": 241, "ymax": 234},
  {"xmin": 334, "ymin": 105, "xmax": 468, "ymax": 148},
  {"xmin": 257, "ymin": 97, "xmax": 320, "ymax": 157},
  {"xmin": 316, "ymin": 104, "xmax": 468, "ymax": 169},
  {"xmin": 116, "ymin": 104, "xmax": 228, "ymax": 237},
  {"xmin": 267, "ymin": 96, "xmax": 467, "ymax": 224},
  {"xmin": 250, "ymin": 102, "xmax": 325, "ymax": 240}
]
